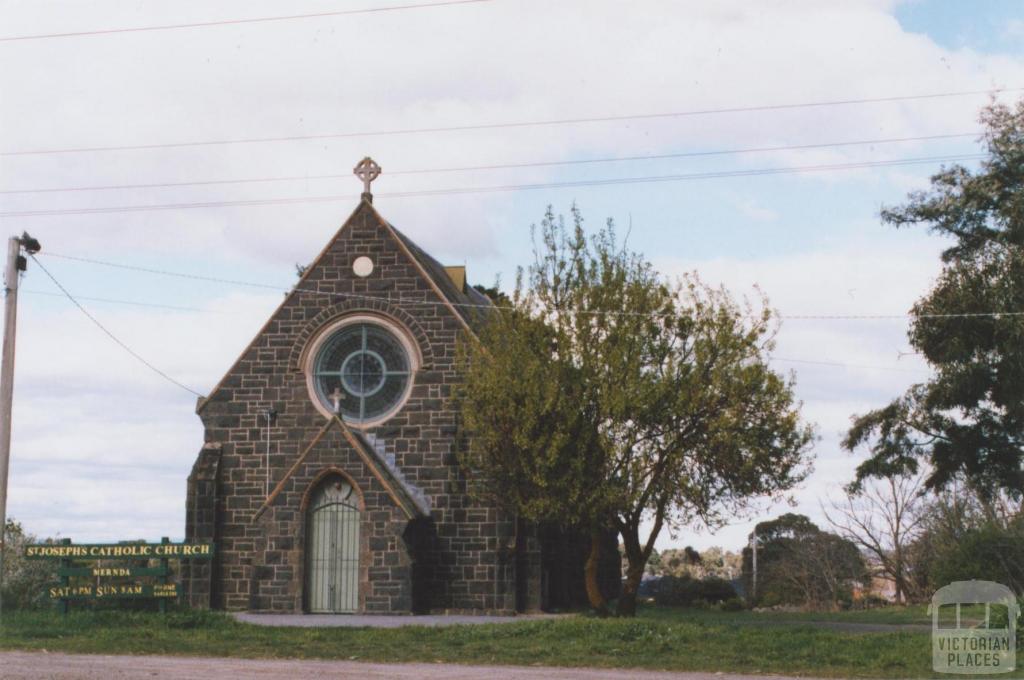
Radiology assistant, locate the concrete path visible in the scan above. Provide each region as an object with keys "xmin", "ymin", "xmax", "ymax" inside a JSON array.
[
  {"xmin": 0, "ymin": 651, "xmax": 815, "ymax": 680},
  {"xmin": 232, "ymin": 612, "xmax": 930, "ymax": 634},
  {"xmin": 233, "ymin": 612, "xmax": 564, "ymax": 627}
]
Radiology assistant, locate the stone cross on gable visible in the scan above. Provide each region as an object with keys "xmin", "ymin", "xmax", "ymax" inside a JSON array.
[
  {"xmin": 330, "ymin": 387, "xmax": 343, "ymax": 414},
  {"xmin": 354, "ymin": 156, "xmax": 381, "ymax": 202}
]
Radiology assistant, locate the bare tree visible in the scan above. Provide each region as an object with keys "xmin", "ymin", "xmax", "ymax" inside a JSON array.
[{"xmin": 824, "ymin": 472, "xmax": 927, "ymax": 604}]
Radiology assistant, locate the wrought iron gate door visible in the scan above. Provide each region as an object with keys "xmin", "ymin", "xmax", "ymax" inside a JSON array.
[{"xmin": 307, "ymin": 478, "xmax": 360, "ymax": 613}]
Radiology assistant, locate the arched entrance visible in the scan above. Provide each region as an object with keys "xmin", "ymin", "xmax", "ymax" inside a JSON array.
[{"xmin": 306, "ymin": 475, "xmax": 360, "ymax": 613}]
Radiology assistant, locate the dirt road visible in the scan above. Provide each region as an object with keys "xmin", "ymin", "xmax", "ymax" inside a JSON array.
[{"xmin": 0, "ymin": 651, "xmax": 809, "ymax": 679}]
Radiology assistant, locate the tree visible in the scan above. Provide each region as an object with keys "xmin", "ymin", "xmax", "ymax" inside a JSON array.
[
  {"xmin": 905, "ymin": 479, "xmax": 1024, "ymax": 595},
  {"xmin": 697, "ymin": 546, "xmax": 742, "ymax": 580},
  {"xmin": 743, "ymin": 513, "xmax": 867, "ymax": 609},
  {"xmin": 927, "ymin": 519, "xmax": 1024, "ymax": 592},
  {"xmin": 456, "ymin": 206, "xmax": 814, "ymax": 616},
  {"xmin": 823, "ymin": 472, "xmax": 927, "ymax": 603},
  {"xmin": 472, "ymin": 284, "xmax": 511, "ymax": 306},
  {"xmin": 652, "ymin": 546, "xmax": 741, "ymax": 579},
  {"xmin": 844, "ymin": 100, "xmax": 1024, "ymax": 500}
]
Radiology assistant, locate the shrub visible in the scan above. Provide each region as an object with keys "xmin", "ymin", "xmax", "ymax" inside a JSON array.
[
  {"xmin": 717, "ymin": 597, "xmax": 745, "ymax": 612},
  {"xmin": 1, "ymin": 520, "xmax": 57, "ymax": 610},
  {"xmin": 653, "ymin": 575, "xmax": 737, "ymax": 607},
  {"xmin": 928, "ymin": 522, "xmax": 1024, "ymax": 593}
]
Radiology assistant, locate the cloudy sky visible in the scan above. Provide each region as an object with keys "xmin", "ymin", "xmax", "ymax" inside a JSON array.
[{"xmin": 2, "ymin": 0, "xmax": 1024, "ymax": 551}]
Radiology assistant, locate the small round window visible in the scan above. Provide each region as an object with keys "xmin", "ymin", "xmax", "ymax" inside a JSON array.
[{"xmin": 312, "ymin": 322, "xmax": 411, "ymax": 423}]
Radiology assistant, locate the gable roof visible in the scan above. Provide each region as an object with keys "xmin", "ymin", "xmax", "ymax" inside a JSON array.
[
  {"xmin": 252, "ymin": 414, "xmax": 430, "ymax": 522},
  {"xmin": 196, "ymin": 198, "xmax": 492, "ymax": 411}
]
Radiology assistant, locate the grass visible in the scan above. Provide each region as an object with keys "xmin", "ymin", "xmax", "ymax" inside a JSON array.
[
  {"xmin": 641, "ymin": 604, "xmax": 932, "ymax": 626},
  {"xmin": 0, "ymin": 605, "xmax": 988, "ymax": 678}
]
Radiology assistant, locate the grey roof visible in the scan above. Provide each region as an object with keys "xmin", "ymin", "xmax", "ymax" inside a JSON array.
[
  {"xmin": 388, "ymin": 223, "xmax": 493, "ymax": 330},
  {"xmin": 359, "ymin": 431, "xmax": 431, "ymax": 516}
]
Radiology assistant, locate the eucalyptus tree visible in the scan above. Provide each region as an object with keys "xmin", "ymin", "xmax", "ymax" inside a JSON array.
[
  {"xmin": 844, "ymin": 100, "xmax": 1024, "ymax": 500},
  {"xmin": 456, "ymin": 207, "xmax": 814, "ymax": 616}
]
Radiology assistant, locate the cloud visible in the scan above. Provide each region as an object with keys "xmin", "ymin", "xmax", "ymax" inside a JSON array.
[
  {"xmin": 737, "ymin": 200, "xmax": 779, "ymax": 223},
  {"xmin": 1, "ymin": 0, "xmax": 1020, "ymax": 549},
  {"xmin": 1003, "ymin": 19, "xmax": 1024, "ymax": 41},
  {"xmin": 652, "ymin": 231, "xmax": 941, "ymax": 548}
]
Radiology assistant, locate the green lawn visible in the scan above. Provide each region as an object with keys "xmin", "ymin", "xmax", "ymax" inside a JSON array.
[
  {"xmin": 641, "ymin": 604, "xmax": 931, "ymax": 626},
  {"xmin": 0, "ymin": 605, "xmax": 983, "ymax": 678}
]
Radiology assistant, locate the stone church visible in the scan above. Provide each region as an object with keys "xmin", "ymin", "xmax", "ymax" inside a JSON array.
[{"xmin": 183, "ymin": 158, "xmax": 617, "ymax": 615}]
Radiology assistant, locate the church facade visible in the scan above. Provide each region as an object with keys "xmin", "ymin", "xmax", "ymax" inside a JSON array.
[{"xmin": 182, "ymin": 161, "xmax": 616, "ymax": 614}]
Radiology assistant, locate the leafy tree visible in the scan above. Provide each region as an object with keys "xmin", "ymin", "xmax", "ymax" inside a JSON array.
[
  {"xmin": 844, "ymin": 100, "xmax": 1024, "ymax": 500},
  {"xmin": 905, "ymin": 480, "xmax": 1024, "ymax": 596},
  {"xmin": 928, "ymin": 519, "xmax": 1024, "ymax": 592},
  {"xmin": 744, "ymin": 513, "xmax": 867, "ymax": 609},
  {"xmin": 644, "ymin": 547, "xmax": 665, "ymax": 576},
  {"xmin": 472, "ymin": 284, "xmax": 511, "ymax": 306},
  {"xmin": 457, "ymin": 206, "xmax": 813, "ymax": 616},
  {"xmin": 652, "ymin": 546, "xmax": 742, "ymax": 579},
  {"xmin": 696, "ymin": 546, "xmax": 743, "ymax": 580}
]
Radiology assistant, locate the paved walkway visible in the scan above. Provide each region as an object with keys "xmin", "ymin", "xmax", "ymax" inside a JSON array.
[
  {"xmin": 233, "ymin": 612, "xmax": 564, "ymax": 627},
  {"xmin": 232, "ymin": 612, "xmax": 930, "ymax": 633},
  {"xmin": 0, "ymin": 651, "xmax": 814, "ymax": 680}
]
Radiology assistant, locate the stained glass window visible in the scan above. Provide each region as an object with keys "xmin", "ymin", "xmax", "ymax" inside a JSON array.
[{"xmin": 313, "ymin": 323, "xmax": 410, "ymax": 423}]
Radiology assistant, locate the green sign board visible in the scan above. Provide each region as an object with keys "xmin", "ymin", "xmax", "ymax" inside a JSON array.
[
  {"xmin": 26, "ymin": 538, "xmax": 215, "ymax": 614},
  {"xmin": 48, "ymin": 583, "xmax": 180, "ymax": 600},
  {"xmin": 25, "ymin": 542, "xmax": 214, "ymax": 560}
]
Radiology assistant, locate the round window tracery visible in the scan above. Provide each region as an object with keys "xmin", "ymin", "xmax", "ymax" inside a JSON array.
[{"xmin": 312, "ymin": 322, "xmax": 412, "ymax": 424}]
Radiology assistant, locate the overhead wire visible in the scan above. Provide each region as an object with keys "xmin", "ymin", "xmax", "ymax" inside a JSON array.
[
  {"xmin": 21, "ymin": 289, "xmax": 218, "ymax": 313},
  {"xmin": 0, "ymin": 132, "xmax": 981, "ymax": 196},
  {"xmin": 26, "ymin": 254, "xmax": 204, "ymax": 397},
  {"xmin": 35, "ymin": 251, "xmax": 937, "ymax": 377},
  {"xmin": 0, "ymin": 0, "xmax": 493, "ymax": 43},
  {"xmin": 0, "ymin": 153, "xmax": 987, "ymax": 218},
  {"xmin": 1, "ymin": 87, "xmax": 1017, "ymax": 157},
  {"xmin": 36, "ymin": 251, "xmax": 1024, "ymax": 322},
  {"xmin": 771, "ymin": 357, "xmax": 928, "ymax": 374}
]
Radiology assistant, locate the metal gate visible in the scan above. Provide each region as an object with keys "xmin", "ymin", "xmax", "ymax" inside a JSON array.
[{"xmin": 306, "ymin": 477, "xmax": 360, "ymax": 613}]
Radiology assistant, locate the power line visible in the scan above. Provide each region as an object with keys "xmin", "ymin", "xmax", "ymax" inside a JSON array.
[
  {"xmin": 31, "ymin": 256, "xmax": 935, "ymax": 376},
  {"xmin": 0, "ymin": 0, "xmax": 493, "ymax": 43},
  {"xmin": 37, "ymin": 251, "xmax": 1024, "ymax": 322},
  {"xmin": 0, "ymin": 132, "xmax": 981, "ymax": 196},
  {"xmin": 771, "ymin": 356, "xmax": 928, "ymax": 374},
  {"xmin": 0, "ymin": 153, "xmax": 987, "ymax": 218},
  {"xmin": 26, "ymin": 254, "xmax": 204, "ymax": 397},
  {"xmin": 2, "ymin": 88, "xmax": 1016, "ymax": 157},
  {"xmin": 21, "ymin": 289, "xmax": 217, "ymax": 313}
]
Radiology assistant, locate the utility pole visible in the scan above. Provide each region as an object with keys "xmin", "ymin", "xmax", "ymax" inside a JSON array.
[
  {"xmin": 0, "ymin": 232, "xmax": 41, "ymax": 619},
  {"xmin": 750, "ymin": 529, "xmax": 758, "ymax": 602}
]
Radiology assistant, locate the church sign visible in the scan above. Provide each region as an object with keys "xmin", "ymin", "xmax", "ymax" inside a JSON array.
[
  {"xmin": 48, "ymin": 583, "xmax": 181, "ymax": 600},
  {"xmin": 26, "ymin": 542, "xmax": 214, "ymax": 559},
  {"xmin": 25, "ymin": 538, "xmax": 214, "ymax": 613}
]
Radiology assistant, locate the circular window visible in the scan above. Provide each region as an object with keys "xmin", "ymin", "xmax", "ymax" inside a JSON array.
[{"xmin": 311, "ymin": 322, "xmax": 412, "ymax": 424}]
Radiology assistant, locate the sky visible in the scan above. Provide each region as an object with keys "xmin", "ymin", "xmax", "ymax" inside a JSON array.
[{"xmin": 2, "ymin": 0, "xmax": 1023, "ymax": 553}]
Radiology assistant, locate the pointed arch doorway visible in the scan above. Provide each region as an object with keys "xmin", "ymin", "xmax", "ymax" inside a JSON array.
[{"xmin": 306, "ymin": 475, "xmax": 360, "ymax": 613}]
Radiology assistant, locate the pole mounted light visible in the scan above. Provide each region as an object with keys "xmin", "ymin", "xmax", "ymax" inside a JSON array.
[{"xmin": 0, "ymin": 232, "xmax": 41, "ymax": 620}]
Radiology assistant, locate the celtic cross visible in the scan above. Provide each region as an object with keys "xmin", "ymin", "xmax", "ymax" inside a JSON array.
[{"xmin": 353, "ymin": 156, "xmax": 381, "ymax": 201}]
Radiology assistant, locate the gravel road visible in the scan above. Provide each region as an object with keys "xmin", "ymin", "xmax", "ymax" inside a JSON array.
[{"xmin": 0, "ymin": 651, "xmax": 811, "ymax": 680}]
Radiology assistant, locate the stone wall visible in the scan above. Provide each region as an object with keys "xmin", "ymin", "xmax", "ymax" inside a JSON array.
[{"xmin": 184, "ymin": 200, "xmax": 521, "ymax": 613}]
